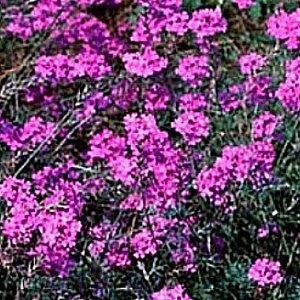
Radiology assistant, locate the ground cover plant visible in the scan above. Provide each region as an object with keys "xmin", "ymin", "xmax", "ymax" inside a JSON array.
[{"xmin": 0, "ymin": 0, "xmax": 300, "ymax": 299}]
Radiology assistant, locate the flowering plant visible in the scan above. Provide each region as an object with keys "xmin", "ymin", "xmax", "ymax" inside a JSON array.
[{"xmin": 0, "ymin": 0, "xmax": 300, "ymax": 299}]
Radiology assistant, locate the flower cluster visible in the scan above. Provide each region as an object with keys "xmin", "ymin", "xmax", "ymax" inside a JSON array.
[
  {"xmin": 5, "ymin": 0, "xmax": 72, "ymax": 40},
  {"xmin": 276, "ymin": 57, "xmax": 300, "ymax": 113},
  {"xmin": 50, "ymin": 13, "xmax": 110, "ymax": 49},
  {"xmin": 88, "ymin": 222, "xmax": 115, "ymax": 257},
  {"xmin": 144, "ymin": 84, "xmax": 170, "ymax": 112},
  {"xmin": 165, "ymin": 11, "xmax": 190, "ymax": 36},
  {"xmin": 0, "ymin": 116, "xmax": 56, "ymax": 151},
  {"xmin": 130, "ymin": 13, "xmax": 166, "ymax": 45},
  {"xmin": 150, "ymin": 284, "xmax": 192, "ymax": 300},
  {"xmin": 172, "ymin": 111, "xmax": 210, "ymax": 145},
  {"xmin": 105, "ymin": 236, "xmax": 131, "ymax": 267},
  {"xmin": 219, "ymin": 75, "xmax": 273, "ymax": 113},
  {"xmin": 178, "ymin": 93, "xmax": 208, "ymax": 112},
  {"xmin": 188, "ymin": 7, "xmax": 227, "ymax": 39},
  {"xmin": 123, "ymin": 47, "xmax": 168, "ymax": 77},
  {"xmin": 251, "ymin": 112, "xmax": 280, "ymax": 141},
  {"xmin": 218, "ymin": 83, "xmax": 244, "ymax": 113},
  {"xmin": 29, "ymin": 210, "xmax": 82, "ymax": 278},
  {"xmin": 0, "ymin": 177, "xmax": 38, "ymax": 245},
  {"xmin": 88, "ymin": 114, "xmax": 189, "ymax": 211},
  {"xmin": 267, "ymin": 8, "xmax": 300, "ymax": 50},
  {"xmin": 239, "ymin": 52, "xmax": 266, "ymax": 75},
  {"xmin": 248, "ymin": 258, "xmax": 283, "ymax": 287},
  {"xmin": 197, "ymin": 141, "xmax": 276, "ymax": 209},
  {"xmin": 131, "ymin": 229, "xmax": 163, "ymax": 259},
  {"xmin": 35, "ymin": 46, "xmax": 111, "ymax": 83},
  {"xmin": 175, "ymin": 55, "xmax": 210, "ymax": 87},
  {"xmin": 0, "ymin": 161, "xmax": 91, "ymax": 277}
]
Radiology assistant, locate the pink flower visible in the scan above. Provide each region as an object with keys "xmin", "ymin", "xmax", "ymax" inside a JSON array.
[
  {"xmin": 120, "ymin": 193, "xmax": 144, "ymax": 211},
  {"xmin": 35, "ymin": 46, "xmax": 111, "ymax": 83},
  {"xmin": 239, "ymin": 52, "xmax": 266, "ymax": 75},
  {"xmin": 178, "ymin": 93, "xmax": 208, "ymax": 112},
  {"xmin": 87, "ymin": 129, "xmax": 126, "ymax": 163},
  {"xmin": 145, "ymin": 84, "xmax": 170, "ymax": 112},
  {"xmin": 267, "ymin": 8, "xmax": 300, "ymax": 50},
  {"xmin": 131, "ymin": 229, "xmax": 162, "ymax": 259},
  {"xmin": 175, "ymin": 55, "xmax": 210, "ymax": 87},
  {"xmin": 131, "ymin": 13, "xmax": 166, "ymax": 44},
  {"xmin": 105, "ymin": 236, "xmax": 131, "ymax": 267},
  {"xmin": 251, "ymin": 112, "xmax": 280, "ymax": 141},
  {"xmin": 165, "ymin": 11, "xmax": 189, "ymax": 36},
  {"xmin": 248, "ymin": 258, "xmax": 283, "ymax": 287},
  {"xmin": 150, "ymin": 284, "xmax": 192, "ymax": 300},
  {"xmin": 172, "ymin": 111, "xmax": 210, "ymax": 145},
  {"xmin": 188, "ymin": 7, "xmax": 227, "ymax": 39},
  {"xmin": 122, "ymin": 47, "xmax": 168, "ymax": 77},
  {"xmin": 0, "ymin": 116, "xmax": 56, "ymax": 151},
  {"xmin": 276, "ymin": 57, "xmax": 300, "ymax": 113}
]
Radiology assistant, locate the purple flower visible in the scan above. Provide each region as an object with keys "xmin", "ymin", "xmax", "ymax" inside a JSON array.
[
  {"xmin": 178, "ymin": 93, "xmax": 208, "ymax": 112},
  {"xmin": 239, "ymin": 52, "xmax": 267, "ymax": 75},
  {"xmin": 172, "ymin": 111, "xmax": 210, "ymax": 145},
  {"xmin": 122, "ymin": 47, "xmax": 168, "ymax": 77},
  {"xmin": 276, "ymin": 57, "xmax": 300, "ymax": 113},
  {"xmin": 267, "ymin": 8, "xmax": 300, "ymax": 50},
  {"xmin": 188, "ymin": 7, "xmax": 227, "ymax": 39},
  {"xmin": 35, "ymin": 46, "xmax": 111, "ymax": 83},
  {"xmin": 165, "ymin": 11, "xmax": 189, "ymax": 36},
  {"xmin": 251, "ymin": 112, "xmax": 280, "ymax": 141},
  {"xmin": 248, "ymin": 258, "xmax": 283, "ymax": 287},
  {"xmin": 175, "ymin": 55, "xmax": 210, "ymax": 87},
  {"xmin": 150, "ymin": 284, "xmax": 192, "ymax": 300},
  {"xmin": 145, "ymin": 84, "xmax": 170, "ymax": 112}
]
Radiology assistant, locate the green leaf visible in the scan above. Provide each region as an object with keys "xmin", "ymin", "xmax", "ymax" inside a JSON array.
[
  {"xmin": 183, "ymin": 0, "xmax": 202, "ymax": 11},
  {"xmin": 248, "ymin": 3, "xmax": 262, "ymax": 21}
]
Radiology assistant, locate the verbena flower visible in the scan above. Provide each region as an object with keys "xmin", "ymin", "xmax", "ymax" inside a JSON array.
[
  {"xmin": 122, "ymin": 47, "xmax": 168, "ymax": 77},
  {"xmin": 144, "ymin": 84, "xmax": 170, "ymax": 112},
  {"xmin": 165, "ymin": 11, "xmax": 189, "ymax": 36},
  {"xmin": 248, "ymin": 258, "xmax": 283, "ymax": 287},
  {"xmin": 239, "ymin": 52, "xmax": 266, "ymax": 75},
  {"xmin": 150, "ymin": 284, "xmax": 192, "ymax": 300},
  {"xmin": 188, "ymin": 7, "xmax": 227, "ymax": 39},
  {"xmin": 276, "ymin": 57, "xmax": 300, "ymax": 113},
  {"xmin": 267, "ymin": 8, "xmax": 300, "ymax": 50},
  {"xmin": 35, "ymin": 46, "xmax": 111, "ymax": 83},
  {"xmin": 197, "ymin": 141, "xmax": 275, "ymax": 209},
  {"xmin": 171, "ymin": 111, "xmax": 210, "ymax": 145},
  {"xmin": 178, "ymin": 93, "xmax": 208, "ymax": 112},
  {"xmin": 175, "ymin": 55, "xmax": 210, "ymax": 87},
  {"xmin": 251, "ymin": 112, "xmax": 280, "ymax": 141},
  {"xmin": 0, "ymin": 116, "xmax": 56, "ymax": 151}
]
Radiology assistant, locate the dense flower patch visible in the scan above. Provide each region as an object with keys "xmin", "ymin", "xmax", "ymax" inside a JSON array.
[{"xmin": 0, "ymin": 0, "xmax": 300, "ymax": 299}]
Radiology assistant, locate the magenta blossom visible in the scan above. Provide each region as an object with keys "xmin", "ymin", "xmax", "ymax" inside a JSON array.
[
  {"xmin": 175, "ymin": 55, "xmax": 210, "ymax": 87},
  {"xmin": 122, "ymin": 47, "xmax": 168, "ymax": 77},
  {"xmin": 172, "ymin": 111, "xmax": 210, "ymax": 145},
  {"xmin": 248, "ymin": 258, "xmax": 283, "ymax": 287},
  {"xmin": 239, "ymin": 52, "xmax": 266, "ymax": 75}
]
